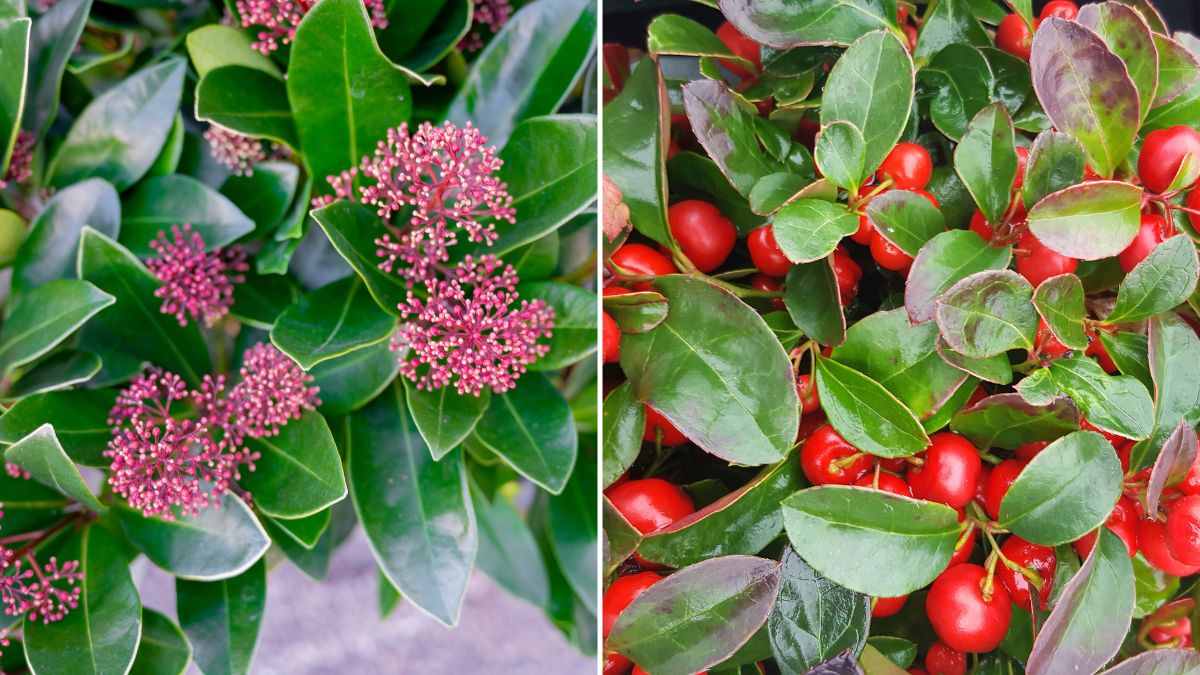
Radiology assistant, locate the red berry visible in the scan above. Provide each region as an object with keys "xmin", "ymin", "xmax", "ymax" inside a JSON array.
[
  {"xmin": 949, "ymin": 512, "xmax": 977, "ymax": 567},
  {"xmin": 1015, "ymin": 229, "xmax": 1078, "ymax": 288},
  {"xmin": 911, "ymin": 670, "xmax": 930, "ymax": 675},
  {"xmin": 1040, "ymin": 0, "xmax": 1078, "ymax": 20},
  {"xmin": 982, "ymin": 459, "xmax": 1025, "ymax": 520},
  {"xmin": 668, "ymin": 200, "xmax": 737, "ymax": 273},
  {"xmin": 1084, "ymin": 333, "xmax": 1119, "ymax": 374},
  {"xmin": 969, "ymin": 210, "xmax": 994, "ymax": 242},
  {"xmin": 926, "ymin": 563, "xmax": 1013, "ymax": 653},
  {"xmin": 748, "ymin": 225, "xmax": 793, "ymax": 277},
  {"xmin": 606, "ymin": 478, "xmax": 695, "ymax": 536},
  {"xmin": 715, "ymin": 21, "xmax": 761, "ymax": 79},
  {"xmin": 604, "ymin": 653, "xmax": 632, "ymax": 675},
  {"xmin": 996, "ymin": 535, "xmax": 1056, "ymax": 610},
  {"xmin": 800, "ymin": 424, "xmax": 873, "ymax": 485},
  {"xmin": 602, "ymin": 571, "xmax": 662, "ymax": 637},
  {"xmin": 1118, "ymin": 213, "xmax": 1173, "ymax": 273},
  {"xmin": 908, "ymin": 433, "xmax": 982, "ymax": 509},
  {"xmin": 877, "ymin": 142, "xmax": 933, "ymax": 191},
  {"xmin": 1166, "ymin": 495, "xmax": 1200, "ymax": 565},
  {"xmin": 1015, "ymin": 441, "xmax": 1050, "ymax": 462},
  {"xmin": 870, "ymin": 231, "xmax": 913, "ymax": 272},
  {"xmin": 855, "ymin": 471, "xmax": 912, "ymax": 497},
  {"xmin": 832, "ymin": 247, "xmax": 862, "ymax": 302},
  {"xmin": 1180, "ymin": 443, "xmax": 1200, "ymax": 495},
  {"xmin": 633, "ymin": 668, "xmax": 706, "ymax": 675},
  {"xmin": 852, "ymin": 213, "xmax": 875, "ymax": 244},
  {"xmin": 903, "ymin": 23, "xmax": 919, "ymax": 52},
  {"xmin": 643, "ymin": 406, "xmax": 687, "ymax": 446},
  {"xmin": 912, "ymin": 188, "xmax": 941, "ymax": 209},
  {"xmin": 1138, "ymin": 125, "xmax": 1200, "ymax": 194},
  {"xmin": 611, "ymin": 243, "xmax": 678, "ymax": 291},
  {"xmin": 925, "ymin": 641, "xmax": 967, "ymax": 675},
  {"xmin": 749, "ymin": 273, "xmax": 785, "ymax": 309},
  {"xmin": 1034, "ymin": 319, "xmax": 1071, "ymax": 359},
  {"xmin": 996, "ymin": 14, "xmax": 1034, "ymax": 61},
  {"xmin": 1013, "ymin": 146, "xmax": 1030, "ymax": 190},
  {"xmin": 1138, "ymin": 518, "xmax": 1200, "ymax": 576},
  {"xmin": 872, "ymin": 594, "xmax": 908, "ymax": 618},
  {"xmin": 603, "ymin": 312, "xmax": 621, "ymax": 364},
  {"xmin": 796, "ymin": 373, "xmax": 820, "ymax": 415}
]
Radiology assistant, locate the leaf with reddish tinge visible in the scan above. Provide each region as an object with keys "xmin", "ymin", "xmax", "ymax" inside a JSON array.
[
  {"xmin": 1026, "ymin": 181, "xmax": 1142, "ymax": 260},
  {"xmin": 1077, "ymin": 2, "xmax": 1158, "ymax": 123}
]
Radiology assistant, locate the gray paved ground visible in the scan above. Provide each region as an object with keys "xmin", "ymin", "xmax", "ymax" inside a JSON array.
[{"xmin": 137, "ymin": 531, "xmax": 594, "ymax": 674}]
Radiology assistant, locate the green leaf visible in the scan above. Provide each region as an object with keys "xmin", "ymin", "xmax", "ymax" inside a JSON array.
[
  {"xmin": 311, "ymin": 201, "xmax": 408, "ymax": 314},
  {"xmin": 603, "ymin": 59, "xmax": 669, "ymax": 245},
  {"xmin": 768, "ymin": 547, "xmax": 870, "ymax": 673},
  {"xmin": 48, "ymin": 57, "xmax": 185, "ymax": 189},
  {"xmin": 1022, "ymin": 131, "xmax": 1086, "ymax": 209},
  {"xmin": 832, "ymin": 308, "xmax": 970, "ymax": 424},
  {"xmin": 1076, "ymin": 2, "xmax": 1158, "ymax": 124},
  {"xmin": 772, "ymin": 198, "xmax": 858, "ymax": 263},
  {"xmin": 114, "ymin": 492, "xmax": 270, "ymax": 580},
  {"xmin": 25, "ymin": 526, "xmax": 141, "ymax": 675},
  {"xmin": 864, "ymin": 189, "xmax": 946, "ymax": 257},
  {"xmin": 1098, "ymin": 331, "xmax": 1153, "ymax": 391},
  {"xmin": 76, "ymin": 228, "xmax": 213, "ymax": 386},
  {"xmin": 230, "ymin": 270, "xmax": 299, "ymax": 330},
  {"xmin": 130, "ymin": 609, "xmax": 192, "ymax": 675},
  {"xmin": 242, "ymin": 410, "xmax": 347, "ymax": 519},
  {"xmin": 784, "ymin": 258, "xmax": 847, "ymax": 346},
  {"xmin": 1131, "ymin": 553, "xmax": 1178, "ymax": 619},
  {"xmin": 919, "ymin": 43, "xmax": 994, "ymax": 142},
  {"xmin": 1047, "ymin": 355, "xmax": 1155, "ymax": 440},
  {"xmin": 12, "ymin": 178, "xmax": 119, "ymax": 292},
  {"xmin": 935, "ymin": 269, "xmax": 1036, "ymax": 358},
  {"xmin": 471, "ymin": 372, "xmax": 578, "ymax": 493},
  {"xmin": 547, "ymin": 452, "xmax": 598, "ymax": 613},
  {"xmin": 748, "ymin": 173, "xmax": 810, "ymax": 216},
  {"xmin": 518, "ymin": 280, "xmax": 595, "ymax": 370},
  {"xmin": 349, "ymin": 384, "xmax": 477, "ymax": 627},
  {"xmin": 604, "ymin": 290, "xmax": 668, "ymax": 334},
  {"xmin": 622, "ymin": 275, "xmax": 798, "ymax": 466},
  {"xmin": 999, "ymin": 430, "xmax": 1122, "ymax": 545},
  {"xmin": 683, "ymin": 79, "xmax": 782, "ymax": 197},
  {"xmin": 402, "ymin": 380, "xmax": 488, "ymax": 462},
  {"xmin": 718, "ymin": 0, "xmax": 894, "ymax": 48},
  {"xmin": 954, "ymin": 103, "xmax": 1017, "ymax": 226},
  {"xmin": 1027, "ymin": 180, "xmax": 1143, "ymax": 260},
  {"xmin": 937, "ymin": 338, "xmax": 1013, "ymax": 385},
  {"xmin": 949, "ymin": 393, "xmax": 1079, "ymax": 450},
  {"xmin": 196, "ymin": 66, "xmax": 298, "ymax": 150},
  {"xmin": 603, "ymin": 497, "xmax": 641, "ymax": 576},
  {"xmin": 265, "ymin": 509, "xmax": 330, "ymax": 550},
  {"xmin": 1106, "ymin": 235, "xmax": 1199, "ymax": 324},
  {"xmin": 1102, "ymin": 650, "xmax": 1200, "ymax": 675},
  {"xmin": 120, "ymin": 174, "xmax": 255, "ymax": 256},
  {"xmin": 820, "ymin": 31, "xmax": 914, "ymax": 174},
  {"xmin": 472, "ymin": 484, "xmax": 550, "ymax": 609},
  {"xmin": 0, "ymin": 279, "xmax": 112, "ymax": 375},
  {"xmin": 1025, "ymin": 529, "xmax": 1133, "ymax": 675},
  {"xmin": 446, "ymin": 0, "xmax": 595, "ymax": 146},
  {"xmin": 6, "ymin": 350, "xmax": 101, "ymax": 398},
  {"xmin": 1033, "ymin": 273, "xmax": 1088, "ymax": 350},
  {"xmin": 608, "ymin": 555, "xmax": 783, "ymax": 675},
  {"xmin": 23, "ymin": 0, "xmax": 89, "ymax": 139},
  {"xmin": 815, "ymin": 356, "xmax": 931, "ymax": 458},
  {"xmin": 0, "ymin": 17, "xmax": 27, "ymax": 176},
  {"xmin": 1136, "ymin": 313, "xmax": 1200, "ymax": 469},
  {"xmin": 905, "ymin": 229, "xmax": 1012, "ymax": 323},
  {"xmin": 220, "ymin": 161, "xmax": 299, "ymax": 237},
  {"xmin": 184, "ymin": 24, "xmax": 280, "ymax": 80},
  {"xmin": 4, "ymin": 424, "xmax": 104, "ymax": 512},
  {"xmin": 866, "ymin": 637, "xmax": 917, "ymax": 669},
  {"xmin": 1029, "ymin": 18, "xmax": 1140, "ymax": 177},
  {"xmin": 782, "ymin": 486, "xmax": 960, "ymax": 597},
  {"xmin": 814, "ymin": 121, "xmax": 866, "ymax": 193},
  {"xmin": 647, "ymin": 14, "xmax": 744, "ymax": 63},
  {"xmin": 311, "ymin": 341, "xmax": 400, "ymax": 417},
  {"xmin": 176, "ymin": 559, "xmax": 266, "ymax": 675},
  {"xmin": 1152, "ymin": 33, "xmax": 1200, "ymax": 108},
  {"xmin": 270, "ymin": 277, "xmax": 394, "ymax": 370},
  {"xmin": 0, "ymin": 389, "xmax": 114, "ymax": 465},
  {"xmin": 914, "ymin": 0, "xmax": 990, "ymax": 61},
  {"xmin": 602, "ymin": 381, "xmax": 643, "ymax": 488},
  {"xmin": 639, "ymin": 460, "xmax": 804, "ymax": 568},
  {"xmin": 287, "ymin": 0, "xmax": 412, "ymax": 195}
]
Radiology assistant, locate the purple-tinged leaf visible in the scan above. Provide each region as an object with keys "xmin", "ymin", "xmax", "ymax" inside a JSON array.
[
  {"xmin": 1145, "ymin": 421, "xmax": 1198, "ymax": 515},
  {"xmin": 1030, "ymin": 18, "xmax": 1140, "ymax": 177},
  {"xmin": 1101, "ymin": 649, "xmax": 1200, "ymax": 675},
  {"xmin": 949, "ymin": 392, "xmax": 1080, "ymax": 450},
  {"xmin": 1152, "ymin": 33, "xmax": 1200, "ymax": 108},
  {"xmin": 683, "ymin": 79, "xmax": 782, "ymax": 197},
  {"xmin": 1026, "ymin": 529, "xmax": 1133, "ymax": 675},
  {"xmin": 1026, "ymin": 181, "xmax": 1142, "ymax": 260},
  {"xmin": 1077, "ymin": 2, "xmax": 1159, "ymax": 123},
  {"xmin": 717, "ymin": 0, "xmax": 895, "ymax": 48},
  {"xmin": 1033, "ymin": 274, "xmax": 1088, "ymax": 350},
  {"xmin": 936, "ymin": 337, "xmax": 1013, "ymax": 385},
  {"xmin": 905, "ymin": 230, "xmax": 1012, "ymax": 323},
  {"xmin": 935, "ymin": 269, "xmax": 1037, "ymax": 359},
  {"xmin": 1116, "ymin": 0, "xmax": 1168, "ymax": 33},
  {"xmin": 804, "ymin": 651, "xmax": 865, "ymax": 675},
  {"xmin": 1022, "ymin": 130, "xmax": 1086, "ymax": 209}
]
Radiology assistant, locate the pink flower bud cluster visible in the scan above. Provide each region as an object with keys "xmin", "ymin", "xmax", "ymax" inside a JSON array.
[
  {"xmin": 0, "ymin": 130, "xmax": 33, "ymax": 190},
  {"xmin": 204, "ymin": 126, "xmax": 270, "ymax": 177},
  {"xmin": 460, "ymin": 0, "xmax": 513, "ymax": 53},
  {"xmin": 147, "ymin": 225, "xmax": 248, "ymax": 328},
  {"xmin": 236, "ymin": 0, "xmax": 388, "ymax": 54},
  {"xmin": 104, "ymin": 348, "xmax": 318, "ymax": 519},
  {"xmin": 0, "ymin": 549, "xmax": 82, "ymax": 624}
]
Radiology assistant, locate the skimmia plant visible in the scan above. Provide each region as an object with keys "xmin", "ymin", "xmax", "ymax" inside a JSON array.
[
  {"xmin": 603, "ymin": 1, "xmax": 1200, "ymax": 674},
  {"xmin": 0, "ymin": 0, "xmax": 597, "ymax": 670}
]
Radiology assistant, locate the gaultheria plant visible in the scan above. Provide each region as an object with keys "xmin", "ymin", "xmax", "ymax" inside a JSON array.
[{"xmin": 0, "ymin": 0, "xmax": 596, "ymax": 671}]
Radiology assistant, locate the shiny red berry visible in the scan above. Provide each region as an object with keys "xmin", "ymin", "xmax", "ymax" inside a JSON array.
[
  {"xmin": 1179, "ymin": 443, "xmax": 1200, "ymax": 495},
  {"xmin": 877, "ymin": 142, "xmax": 933, "ymax": 191},
  {"xmin": 1118, "ymin": 213, "xmax": 1173, "ymax": 273},
  {"xmin": 908, "ymin": 433, "xmax": 983, "ymax": 509},
  {"xmin": 1015, "ymin": 229, "xmax": 1078, "ymax": 288},
  {"xmin": 832, "ymin": 247, "xmax": 862, "ymax": 302},
  {"xmin": 603, "ymin": 312, "xmax": 621, "ymax": 364},
  {"xmin": 1138, "ymin": 125, "xmax": 1200, "ymax": 194},
  {"xmin": 1040, "ymin": 0, "xmax": 1078, "ymax": 19},
  {"xmin": 606, "ymin": 479, "xmax": 695, "ymax": 536},
  {"xmin": 996, "ymin": 14, "xmax": 1034, "ymax": 61},
  {"xmin": 749, "ymin": 273, "xmax": 785, "ymax": 309},
  {"xmin": 926, "ymin": 563, "xmax": 1013, "ymax": 653},
  {"xmin": 796, "ymin": 373, "xmax": 820, "ymax": 415},
  {"xmin": 715, "ymin": 21, "xmax": 761, "ymax": 79},
  {"xmin": 969, "ymin": 210, "xmax": 994, "ymax": 242},
  {"xmin": 611, "ymin": 243, "xmax": 677, "ymax": 291},
  {"xmin": 748, "ymin": 225, "xmax": 793, "ymax": 277},
  {"xmin": 1187, "ymin": 188, "xmax": 1200, "ymax": 233},
  {"xmin": 1013, "ymin": 146, "xmax": 1030, "ymax": 189},
  {"xmin": 925, "ymin": 641, "xmax": 966, "ymax": 675},
  {"xmin": 996, "ymin": 535, "xmax": 1056, "ymax": 610},
  {"xmin": 604, "ymin": 652, "xmax": 632, "ymax": 675},
  {"xmin": 855, "ymin": 471, "xmax": 911, "ymax": 497},
  {"xmin": 1138, "ymin": 518, "xmax": 1200, "ymax": 576},
  {"xmin": 801, "ymin": 424, "xmax": 872, "ymax": 485},
  {"xmin": 1015, "ymin": 440, "xmax": 1049, "ymax": 462},
  {"xmin": 870, "ymin": 231, "xmax": 913, "ymax": 272},
  {"xmin": 643, "ymin": 406, "xmax": 687, "ymax": 446},
  {"xmin": 1072, "ymin": 496, "xmax": 1139, "ymax": 559},
  {"xmin": 872, "ymin": 594, "xmax": 908, "ymax": 618},
  {"xmin": 668, "ymin": 200, "xmax": 737, "ymax": 273},
  {"xmin": 982, "ymin": 459, "xmax": 1025, "ymax": 520},
  {"xmin": 852, "ymin": 213, "xmax": 875, "ymax": 245},
  {"xmin": 1084, "ymin": 333, "xmax": 1119, "ymax": 374},
  {"xmin": 1166, "ymin": 495, "xmax": 1200, "ymax": 565},
  {"xmin": 602, "ymin": 571, "xmax": 662, "ymax": 637},
  {"xmin": 1034, "ymin": 319, "xmax": 1071, "ymax": 360}
]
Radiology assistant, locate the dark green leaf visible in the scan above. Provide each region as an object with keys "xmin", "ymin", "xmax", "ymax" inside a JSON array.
[
  {"xmin": 602, "ymin": 381, "xmax": 643, "ymax": 488},
  {"xmin": 311, "ymin": 201, "xmax": 408, "ymax": 314},
  {"xmin": 603, "ymin": 497, "xmax": 641, "ymax": 576},
  {"xmin": 6, "ymin": 350, "xmax": 100, "ymax": 398},
  {"xmin": 0, "ymin": 279, "xmax": 112, "ymax": 375},
  {"xmin": 647, "ymin": 14, "xmax": 745, "ymax": 63},
  {"xmin": 547, "ymin": 451, "xmax": 598, "ymax": 613},
  {"xmin": 954, "ymin": 103, "xmax": 1017, "ymax": 226},
  {"xmin": 604, "ymin": 290, "xmax": 668, "ymax": 334},
  {"xmin": 768, "ymin": 547, "xmax": 870, "ymax": 673},
  {"xmin": 905, "ymin": 229, "xmax": 1012, "ymax": 323},
  {"xmin": 130, "ymin": 609, "xmax": 191, "ymax": 675},
  {"xmin": 864, "ymin": 189, "xmax": 946, "ymax": 257},
  {"xmin": 311, "ymin": 341, "xmax": 399, "ymax": 417},
  {"xmin": 866, "ymin": 636, "xmax": 917, "ymax": 669},
  {"xmin": 220, "ymin": 161, "xmax": 299, "ymax": 236},
  {"xmin": 13, "ymin": 178, "xmax": 119, "ymax": 292},
  {"xmin": 1136, "ymin": 313, "xmax": 1200, "ymax": 468},
  {"xmin": 935, "ymin": 269, "xmax": 1037, "ymax": 358},
  {"xmin": 197, "ymin": 66, "xmax": 298, "ymax": 149},
  {"xmin": 472, "ymin": 483, "xmax": 550, "ymax": 609},
  {"xmin": 919, "ymin": 44, "xmax": 994, "ymax": 141},
  {"xmin": 773, "ymin": 198, "xmax": 858, "ymax": 263},
  {"xmin": 815, "ymin": 356, "xmax": 930, "ymax": 458},
  {"xmin": 23, "ymin": 0, "xmax": 89, "ymax": 139},
  {"xmin": 603, "ymin": 59, "xmax": 669, "ymax": 245},
  {"xmin": 0, "ymin": 389, "xmax": 114, "ymax": 465},
  {"xmin": 1033, "ymin": 273, "xmax": 1088, "ymax": 350},
  {"xmin": 949, "ymin": 393, "xmax": 1079, "ymax": 450},
  {"xmin": 472, "ymin": 372, "xmax": 577, "ymax": 493},
  {"xmin": 1105, "ymin": 235, "xmax": 1199, "ymax": 323},
  {"xmin": 784, "ymin": 258, "xmax": 846, "ymax": 346},
  {"xmin": 120, "ymin": 174, "xmax": 255, "ymax": 256},
  {"xmin": 242, "ymin": 410, "xmax": 346, "ymax": 519},
  {"xmin": 270, "ymin": 277, "xmax": 394, "ymax": 369},
  {"xmin": 519, "ymin": 280, "xmax": 595, "ymax": 370},
  {"xmin": 404, "ymin": 379, "xmax": 490, "ymax": 461},
  {"xmin": 4, "ymin": 424, "xmax": 104, "ymax": 511},
  {"xmin": 176, "ymin": 559, "xmax": 266, "ymax": 675},
  {"xmin": 683, "ymin": 79, "xmax": 781, "ymax": 197},
  {"xmin": 1047, "ymin": 355, "xmax": 1155, "ymax": 441},
  {"xmin": 230, "ymin": 270, "xmax": 299, "ymax": 330},
  {"xmin": 1098, "ymin": 331, "xmax": 1153, "ymax": 391},
  {"xmin": 719, "ymin": 0, "xmax": 894, "ymax": 48},
  {"xmin": 914, "ymin": 0, "xmax": 990, "ymax": 60}
]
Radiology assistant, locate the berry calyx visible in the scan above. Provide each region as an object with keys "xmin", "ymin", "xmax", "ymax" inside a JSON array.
[
  {"xmin": 668, "ymin": 200, "xmax": 737, "ymax": 273},
  {"xmin": 643, "ymin": 406, "xmax": 687, "ymax": 446},
  {"xmin": 603, "ymin": 312, "xmax": 621, "ymax": 364},
  {"xmin": 996, "ymin": 535, "xmax": 1056, "ymax": 610},
  {"xmin": 1137, "ymin": 125, "xmax": 1200, "ymax": 194},
  {"xmin": 925, "ymin": 641, "xmax": 966, "ymax": 675},
  {"xmin": 1015, "ymin": 229, "xmax": 1078, "ymax": 288},
  {"xmin": 606, "ymin": 478, "xmax": 695, "ymax": 536},
  {"xmin": 996, "ymin": 14, "xmax": 1034, "ymax": 61},
  {"xmin": 747, "ymin": 225, "xmax": 793, "ymax": 277},
  {"xmin": 1118, "ymin": 213, "xmax": 1173, "ymax": 273},
  {"xmin": 926, "ymin": 563, "xmax": 1013, "ymax": 653},
  {"xmin": 908, "ymin": 433, "xmax": 983, "ymax": 509},
  {"xmin": 801, "ymin": 424, "xmax": 873, "ymax": 485},
  {"xmin": 877, "ymin": 142, "xmax": 933, "ymax": 191}
]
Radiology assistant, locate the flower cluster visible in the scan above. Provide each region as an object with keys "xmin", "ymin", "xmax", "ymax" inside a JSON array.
[
  {"xmin": 460, "ymin": 0, "xmax": 512, "ymax": 52},
  {"xmin": 236, "ymin": 0, "xmax": 387, "ymax": 54},
  {"xmin": 0, "ymin": 130, "xmax": 33, "ymax": 190},
  {"xmin": 104, "ymin": 348, "xmax": 318, "ymax": 519},
  {"xmin": 0, "ymin": 512, "xmax": 83, "ymax": 627},
  {"xmin": 318, "ymin": 121, "xmax": 552, "ymax": 396},
  {"xmin": 147, "ymin": 225, "xmax": 248, "ymax": 327},
  {"xmin": 204, "ymin": 126, "xmax": 269, "ymax": 176}
]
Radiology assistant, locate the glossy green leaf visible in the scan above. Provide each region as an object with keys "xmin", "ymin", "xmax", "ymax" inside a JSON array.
[
  {"xmin": 130, "ymin": 609, "xmax": 191, "ymax": 675},
  {"xmin": 1022, "ymin": 130, "xmax": 1087, "ymax": 209},
  {"xmin": 114, "ymin": 492, "xmax": 270, "ymax": 580},
  {"xmin": 311, "ymin": 341, "xmax": 399, "ymax": 417},
  {"xmin": 954, "ymin": 103, "xmax": 1017, "ymax": 226},
  {"xmin": 603, "ymin": 497, "xmax": 641, "ymax": 576},
  {"xmin": 311, "ymin": 201, "xmax": 408, "ymax": 314},
  {"xmin": 1098, "ymin": 330, "xmax": 1153, "ymax": 391},
  {"xmin": 718, "ymin": 0, "xmax": 894, "ymax": 48},
  {"xmin": 622, "ymin": 275, "xmax": 798, "ymax": 466},
  {"xmin": 1152, "ymin": 33, "xmax": 1200, "ymax": 108},
  {"xmin": 608, "ymin": 556, "xmax": 783, "ymax": 675},
  {"xmin": 287, "ymin": 0, "xmax": 412, "ymax": 195},
  {"xmin": 0, "ymin": 389, "xmax": 114, "ymax": 465},
  {"xmin": 1029, "ymin": 18, "xmax": 1139, "ymax": 177},
  {"xmin": 1026, "ymin": 529, "xmax": 1133, "ymax": 675},
  {"xmin": 602, "ymin": 381, "xmax": 643, "ymax": 488},
  {"xmin": 949, "ymin": 393, "xmax": 1079, "ymax": 450},
  {"xmin": 5, "ymin": 350, "xmax": 101, "ymax": 399},
  {"xmin": 864, "ymin": 189, "xmax": 946, "ymax": 257},
  {"xmin": 1033, "ymin": 273, "xmax": 1088, "ymax": 350},
  {"xmin": 472, "ymin": 484, "xmax": 550, "ymax": 609},
  {"xmin": 13, "ymin": 178, "xmax": 119, "ymax": 292},
  {"xmin": 1017, "ymin": 366, "xmax": 1062, "ymax": 406},
  {"xmin": 772, "ymin": 198, "xmax": 858, "ymax": 264},
  {"xmin": 270, "ymin": 277, "xmax": 394, "ymax": 370},
  {"xmin": 782, "ymin": 486, "xmax": 960, "ymax": 597},
  {"xmin": 220, "ymin": 161, "xmax": 298, "ymax": 236},
  {"xmin": 472, "ymin": 372, "xmax": 577, "ymax": 493},
  {"xmin": 0, "ymin": 17, "xmax": 27, "ymax": 176},
  {"xmin": 647, "ymin": 14, "xmax": 744, "ymax": 63},
  {"xmin": 919, "ymin": 43, "xmax": 994, "ymax": 142},
  {"xmin": 265, "ymin": 509, "xmax": 330, "ymax": 550},
  {"xmin": 603, "ymin": 59, "xmax": 669, "ymax": 245},
  {"xmin": 547, "ymin": 450, "xmax": 598, "ymax": 613},
  {"xmin": 242, "ymin": 410, "xmax": 346, "ymax": 519},
  {"xmin": 185, "ymin": 24, "xmax": 280, "ymax": 79},
  {"xmin": 49, "ymin": 57, "xmax": 185, "ymax": 189},
  {"xmin": 1136, "ymin": 313, "xmax": 1200, "ymax": 469},
  {"xmin": 1047, "ymin": 355, "xmax": 1155, "ymax": 441},
  {"xmin": 0, "ymin": 279, "xmax": 112, "ymax": 375},
  {"xmin": 196, "ymin": 66, "xmax": 298, "ymax": 149},
  {"xmin": 768, "ymin": 547, "xmax": 870, "ymax": 674},
  {"xmin": 937, "ymin": 338, "xmax": 1013, "ymax": 385},
  {"xmin": 1027, "ymin": 180, "xmax": 1142, "ymax": 260},
  {"xmin": 905, "ymin": 229, "xmax": 1012, "ymax": 323},
  {"xmin": 935, "ymin": 269, "xmax": 1036, "ymax": 358},
  {"xmin": 604, "ymin": 290, "xmax": 668, "ymax": 334},
  {"xmin": 813, "ymin": 121, "xmax": 866, "ymax": 193},
  {"xmin": 176, "ymin": 559, "xmax": 266, "ymax": 675},
  {"xmin": 1077, "ymin": 1, "xmax": 1158, "ymax": 123},
  {"xmin": 77, "ymin": 228, "xmax": 213, "ymax": 386},
  {"xmin": 914, "ymin": 0, "xmax": 990, "ymax": 60},
  {"xmin": 640, "ymin": 460, "xmax": 803, "ymax": 568},
  {"xmin": 683, "ymin": 79, "xmax": 781, "ymax": 197},
  {"xmin": 999, "ymin": 430, "xmax": 1122, "ymax": 545},
  {"xmin": 784, "ymin": 258, "xmax": 846, "ymax": 346},
  {"xmin": 1106, "ymin": 235, "xmax": 1199, "ymax": 324},
  {"xmin": 748, "ymin": 173, "xmax": 809, "ymax": 216},
  {"xmin": 446, "ymin": 0, "xmax": 595, "ymax": 146},
  {"xmin": 518, "ymin": 280, "xmax": 595, "ymax": 370},
  {"xmin": 230, "ymin": 270, "xmax": 298, "ymax": 330},
  {"xmin": 120, "ymin": 174, "xmax": 254, "ymax": 256},
  {"xmin": 404, "ymin": 379, "xmax": 490, "ymax": 461},
  {"xmin": 866, "ymin": 636, "xmax": 917, "ymax": 669},
  {"xmin": 25, "ymin": 526, "xmax": 140, "ymax": 675},
  {"xmin": 4, "ymin": 424, "xmax": 104, "ymax": 512},
  {"xmin": 349, "ymin": 384, "xmax": 476, "ymax": 627},
  {"xmin": 815, "ymin": 356, "xmax": 930, "ymax": 458},
  {"xmin": 23, "ymin": 0, "xmax": 89, "ymax": 139}
]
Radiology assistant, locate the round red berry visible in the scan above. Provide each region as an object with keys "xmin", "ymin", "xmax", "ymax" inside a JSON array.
[
  {"xmin": 908, "ymin": 433, "xmax": 983, "ymax": 509},
  {"xmin": 643, "ymin": 406, "xmax": 687, "ymax": 446},
  {"xmin": 1040, "ymin": 0, "xmax": 1078, "ymax": 20},
  {"xmin": 1138, "ymin": 125, "xmax": 1200, "ymax": 195},
  {"xmin": 996, "ymin": 535, "xmax": 1056, "ymax": 610},
  {"xmin": 872, "ymin": 594, "xmax": 908, "ymax": 618},
  {"xmin": 996, "ymin": 14, "xmax": 1034, "ymax": 61},
  {"xmin": 852, "ymin": 213, "xmax": 875, "ymax": 244},
  {"xmin": 855, "ymin": 471, "xmax": 911, "ymax": 497},
  {"xmin": 796, "ymin": 373, "xmax": 820, "ymax": 415},
  {"xmin": 877, "ymin": 142, "xmax": 933, "ymax": 191},
  {"xmin": 925, "ymin": 641, "xmax": 966, "ymax": 675},
  {"xmin": 926, "ymin": 563, "xmax": 1013, "ymax": 653},
  {"xmin": 602, "ymin": 571, "xmax": 662, "ymax": 637},
  {"xmin": 603, "ymin": 311, "xmax": 621, "ymax": 364},
  {"xmin": 610, "ymin": 243, "xmax": 677, "ymax": 291},
  {"xmin": 801, "ymin": 424, "xmax": 873, "ymax": 485},
  {"xmin": 870, "ymin": 231, "xmax": 913, "ymax": 272},
  {"xmin": 832, "ymin": 247, "xmax": 862, "ymax": 301},
  {"xmin": 1166, "ymin": 494, "xmax": 1200, "ymax": 565},
  {"xmin": 1118, "ymin": 212, "xmax": 1173, "ymax": 273},
  {"xmin": 1015, "ymin": 229, "xmax": 1078, "ymax": 288},
  {"xmin": 1138, "ymin": 518, "xmax": 1200, "ymax": 576},
  {"xmin": 606, "ymin": 478, "xmax": 695, "ymax": 536},
  {"xmin": 715, "ymin": 21, "xmax": 761, "ymax": 78},
  {"xmin": 748, "ymin": 225, "xmax": 793, "ymax": 277},
  {"xmin": 982, "ymin": 459, "xmax": 1025, "ymax": 520},
  {"xmin": 969, "ymin": 210, "xmax": 994, "ymax": 242},
  {"xmin": 604, "ymin": 652, "xmax": 632, "ymax": 675},
  {"xmin": 668, "ymin": 200, "xmax": 737, "ymax": 273}
]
